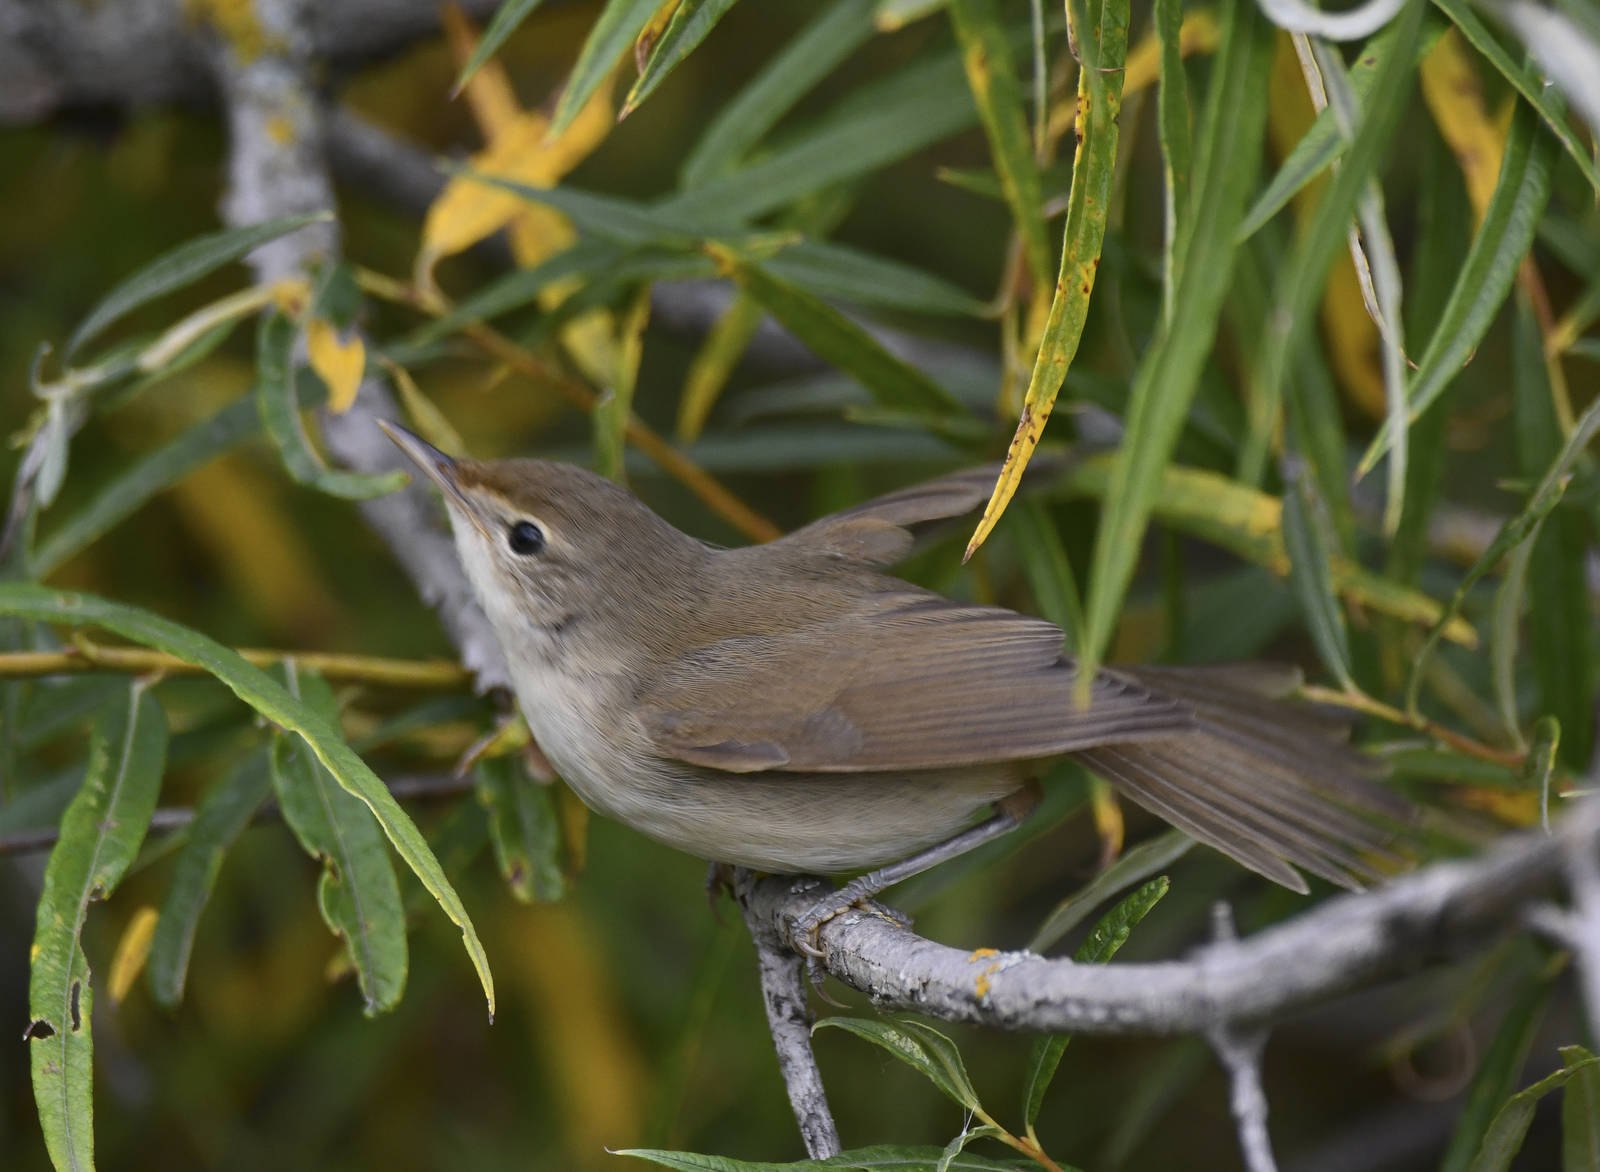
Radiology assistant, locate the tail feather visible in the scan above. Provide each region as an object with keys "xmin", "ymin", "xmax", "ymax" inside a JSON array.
[{"xmin": 1077, "ymin": 665, "xmax": 1411, "ymax": 892}]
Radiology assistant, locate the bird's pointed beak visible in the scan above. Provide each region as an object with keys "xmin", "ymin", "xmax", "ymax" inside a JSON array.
[{"xmin": 378, "ymin": 420, "xmax": 469, "ymax": 508}]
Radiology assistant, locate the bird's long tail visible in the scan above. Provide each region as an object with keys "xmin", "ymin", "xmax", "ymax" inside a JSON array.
[{"xmin": 1073, "ymin": 663, "xmax": 1410, "ymax": 892}]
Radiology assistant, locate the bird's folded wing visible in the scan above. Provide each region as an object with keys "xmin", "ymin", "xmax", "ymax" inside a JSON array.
[
  {"xmin": 775, "ymin": 456, "xmax": 1067, "ymax": 567},
  {"xmin": 636, "ymin": 592, "xmax": 1192, "ymax": 773}
]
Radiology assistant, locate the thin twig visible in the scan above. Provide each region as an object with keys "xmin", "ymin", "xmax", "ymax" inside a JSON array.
[
  {"xmin": 0, "ymin": 639, "xmax": 468, "ymax": 687},
  {"xmin": 733, "ymin": 869, "xmax": 842, "ymax": 1160},
  {"xmin": 1206, "ymin": 903, "xmax": 1278, "ymax": 1172},
  {"xmin": 1299, "ymin": 684, "xmax": 1526, "ymax": 768}
]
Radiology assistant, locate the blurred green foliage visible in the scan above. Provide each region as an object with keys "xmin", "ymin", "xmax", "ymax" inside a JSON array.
[{"xmin": 3, "ymin": 0, "xmax": 1600, "ymax": 1169}]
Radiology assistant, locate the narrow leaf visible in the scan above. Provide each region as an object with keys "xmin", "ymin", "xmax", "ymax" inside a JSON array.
[
  {"xmin": 1242, "ymin": 0, "xmax": 1424, "ymax": 486},
  {"xmin": 1155, "ymin": 0, "xmax": 1194, "ymax": 316},
  {"xmin": 669, "ymin": 44, "xmax": 981, "ymax": 224},
  {"xmin": 1281, "ymin": 460, "xmax": 1355, "ymax": 689},
  {"xmin": 1441, "ymin": 977, "xmax": 1549, "ymax": 1172},
  {"xmin": 813, "ymin": 1017, "xmax": 980, "ymax": 1109},
  {"xmin": 625, "ymin": 1, "xmax": 742, "ymax": 117},
  {"xmin": 1236, "ymin": 20, "xmax": 1424, "ymax": 241},
  {"xmin": 1511, "ymin": 299, "xmax": 1595, "ymax": 767},
  {"xmin": 1009, "ymin": 501, "xmax": 1084, "ymax": 654},
  {"xmin": 963, "ymin": 0, "xmax": 1131, "ymax": 557},
  {"xmin": 1074, "ymin": 0, "xmax": 1275, "ymax": 692},
  {"xmin": 1430, "ymin": 0, "xmax": 1600, "ymax": 196},
  {"xmin": 454, "ymin": 0, "xmax": 549, "ymax": 93},
  {"xmin": 677, "ymin": 294, "xmax": 764, "ymax": 441},
  {"xmin": 1021, "ymin": 878, "xmax": 1169, "ymax": 1130},
  {"xmin": 549, "ymin": 0, "xmax": 658, "ymax": 137},
  {"xmin": 712, "ymin": 248, "xmax": 962, "ymax": 415},
  {"xmin": 1563, "ymin": 1045, "xmax": 1600, "ymax": 1172},
  {"xmin": 476, "ymin": 756, "xmax": 567, "ymax": 902},
  {"xmin": 1029, "ymin": 829, "xmax": 1192, "ymax": 952},
  {"xmin": 269, "ymin": 665, "xmax": 407, "ymax": 1014},
  {"xmin": 146, "ymin": 751, "xmax": 273, "ymax": 1008},
  {"xmin": 1410, "ymin": 370, "xmax": 1600, "ymax": 719},
  {"xmin": 0, "ymin": 585, "xmax": 495, "ymax": 1015},
  {"xmin": 255, "ymin": 312, "xmax": 406, "ymax": 500},
  {"xmin": 681, "ymin": 0, "xmax": 877, "ymax": 187},
  {"xmin": 28, "ymin": 682, "xmax": 167, "ymax": 1172},
  {"xmin": 766, "ymin": 241, "xmax": 985, "ymax": 317},
  {"xmin": 1471, "ymin": 1055, "xmax": 1600, "ymax": 1172},
  {"xmin": 949, "ymin": 0, "xmax": 1051, "ymax": 286},
  {"xmin": 68, "ymin": 213, "xmax": 330, "ymax": 358},
  {"xmin": 1360, "ymin": 97, "xmax": 1555, "ymax": 473}
]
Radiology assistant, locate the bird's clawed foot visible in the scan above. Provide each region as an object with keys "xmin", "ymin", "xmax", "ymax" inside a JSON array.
[{"xmin": 790, "ymin": 876, "xmax": 913, "ymax": 986}]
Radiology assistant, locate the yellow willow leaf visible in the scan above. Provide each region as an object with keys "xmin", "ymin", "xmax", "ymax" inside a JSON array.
[
  {"xmin": 1321, "ymin": 250, "xmax": 1385, "ymax": 419},
  {"xmin": 417, "ymin": 73, "xmax": 617, "ymax": 277},
  {"xmin": 268, "ymin": 277, "xmax": 311, "ymax": 316},
  {"xmin": 1421, "ymin": 28, "xmax": 1507, "ymax": 224},
  {"xmin": 108, "ymin": 906, "xmax": 159, "ymax": 1004},
  {"xmin": 385, "ymin": 360, "xmax": 466, "ymax": 456},
  {"xmin": 306, "ymin": 317, "xmax": 366, "ymax": 414},
  {"xmin": 634, "ymin": 0, "xmax": 683, "ymax": 73},
  {"xmin": 441, "ymin": 2, "xmax": 524, "ymax": 141},
  {"xmin": 1046, "ymin": 8, "xmax": 1219, "ymax": 141},
  {"xmin": 418, "ymin": 113, "xmax": 550, "ymax": 272},
  {"xmin": 1087, "ymin": 778, "xmax": 1125, "ymax": 867}
]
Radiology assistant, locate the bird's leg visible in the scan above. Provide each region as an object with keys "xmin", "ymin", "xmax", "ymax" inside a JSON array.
[{"xmin": 791, "ymin": 783, "xmax": 1041, "ymax": 963}]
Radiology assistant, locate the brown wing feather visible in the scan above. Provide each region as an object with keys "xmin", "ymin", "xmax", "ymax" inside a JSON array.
[
  {"xmin": 777, "ymin": 456, "xmax": 1069, "ymax": 567},
  {"xmin": 637, "ymin": 593, "xmax": 1192, "ymax": 773}
]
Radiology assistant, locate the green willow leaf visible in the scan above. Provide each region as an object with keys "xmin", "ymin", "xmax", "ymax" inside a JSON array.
[
  {"xmin": 32, "ymin": 395, "xmax": 262, "ymax": 578},
  {"xmin": 1431, "ymin": 0, "xmax": 1600, "ymax": 196},
  {"xmin": 0, "ymin": 584, "xmax": 495, "ymax": 1016},
  {"xmin": 1563, "ymin": 1045, "xmax": 1600, "ymax": 1172},
  {"xmin": 549, "ymin": 0, "xmax": 659, "ymax": 137},
  {"xmin": 255, "ymin": 312, "xmax": 406, "ymax": 501},
  {"xmin": 624, "ymin": 0, "xmax": 742, "ymax": 117},
  {"xmin": 949, "ymin": 0, "xmax": 1051, "ymax": 286},
  {"xmin": 1510, "ymin": 300, "xmax": 1594, "ymax": 767},
  {"xmin": 67, "ymin": 213, "xmax": 329, "ymax": 358},
  {"xmin": 1242, "ymin": 0, "xmax": 1424, "ymax": 486},
  {"xmin": 766, "ymin": 242, "xmax": 985, "ymax": 317},
  {"xmin": 407, "ymin": 239, "xmax": 623, "ymax": 347},
  {"xmin": 1236, "ymin": 18, "xmax": 1435, "ymax": 242},
  {"xmin": 1360, "ymin": 96, "xmax": 1555, "ymax": 474},
  {"xmin": 1471, "ymin": 1051, "xmax": 1600, "ymax": 1172},
  {"xmin": 1009, "ymin": 500, "xmax": 1085, "ymax": 654},
  {"xmin": 813, "ymin": 1017, "xmax": 980, "ymax": 1110},
  {"xmin": 146, "ymin": 751, "xmax": 272, "ymax": 1009},
  {"xmin": 1029, "ymin": 829, "xmax": 1191, "ymax": 952},
  {"xmin": 1282, "ymin": 461, "xmax": 1355, "ymax": 689},
  {"xmin": 1441, "ymin": 978, "xmax": 1550, "ymax": 1172},
  {"xmin": 269, "ymin": 665, "xmax": 407, "ymax": 1015},
  {"xmin": 669, "ymin": 44, "xmax": 981, "ymax": 224},
  {"xmin": 1021, "ymin": 878, "xmax": 1169, "ymax": 1132},
  {"xmin": 454, "ymin": 0, "xmax": 549, "ymax": 94},
  {"xmin": 1414, "ymin": 360, "xmax": 1600, "ymax": 723},
  {"xmin": 28, "ymin": 681, "xmax": 167, "ymax": 1172},
  {"xmin": 1074, "ymin": 0, "xmax": 1274, "ymax": 692},
  {"xmin": 682, "ymin": 0, "xmax": 878, "ymax": 187},
  {"xmin": 1155, "ymin": 0, "xmax": 1194, "ymax": 317},
  {"xmin": 714, "ymin": 249, "xmax": 963, "ymax": 415},
  {"xmin": 476, "ymin": 756, "xmax": 567, "ymax": 902}
]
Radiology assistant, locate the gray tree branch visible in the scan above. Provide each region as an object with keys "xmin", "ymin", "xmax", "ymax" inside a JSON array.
[
  {"xmin": 737, "ymin": 804, "xmax": 1595, "ymax": 1039},
  {"xmin": 203, "ymin": 0, "xmax": 511, "ymax": 689}
]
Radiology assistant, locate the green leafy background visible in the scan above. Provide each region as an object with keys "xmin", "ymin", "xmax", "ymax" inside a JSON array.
[{"xmin": 2, "ymin": 0, "xmax": 1598, "ymax": 1169}]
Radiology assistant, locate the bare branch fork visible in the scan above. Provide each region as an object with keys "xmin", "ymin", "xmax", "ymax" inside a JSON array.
[{"xmin": 733, "ymin": 803, "xmax": 1599, "ymax": 1149}]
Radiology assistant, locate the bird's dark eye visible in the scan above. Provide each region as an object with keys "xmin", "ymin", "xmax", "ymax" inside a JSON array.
[{"xmin": 507, "ymin": 521, "xmax": 545, "ymax": 556}]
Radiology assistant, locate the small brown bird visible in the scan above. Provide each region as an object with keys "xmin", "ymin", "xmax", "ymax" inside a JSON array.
[{"xmin": 382, "ymin": 423, "xmax": 1404, "ymax": 931}]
